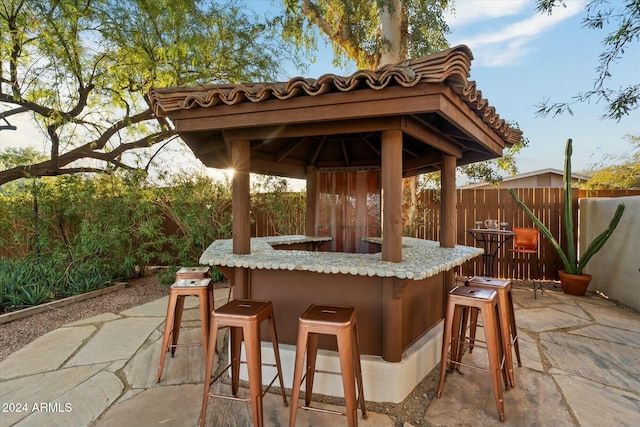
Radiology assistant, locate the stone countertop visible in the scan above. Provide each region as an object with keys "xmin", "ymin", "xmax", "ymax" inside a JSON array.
[{"xmin": 200, "ymin": 235, "xmax": 482, "ymax": 281}]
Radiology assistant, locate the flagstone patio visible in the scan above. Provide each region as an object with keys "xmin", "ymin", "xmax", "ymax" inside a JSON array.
[{"xmin": 1, "ymin": 283, "xmax": 638, "ymax": 427}]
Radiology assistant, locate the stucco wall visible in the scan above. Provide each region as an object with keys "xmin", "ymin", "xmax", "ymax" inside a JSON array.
[{"xmin": 579, "ymin": 196, "xmax": 640, "ymax": 311}]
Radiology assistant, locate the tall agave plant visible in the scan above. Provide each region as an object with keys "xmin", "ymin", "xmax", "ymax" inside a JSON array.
[{"xmin": 509, "ymin": 138, "xmax": 625, "ymax": 276}]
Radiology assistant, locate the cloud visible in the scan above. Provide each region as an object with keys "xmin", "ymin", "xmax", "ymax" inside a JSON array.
[
  {"xmin": 448, "ymin": 0, "xmax": 586, "ymax": 67},
  {"xmin": 445, "ymin": 0, "xmax": 530, "ymax": 27}
]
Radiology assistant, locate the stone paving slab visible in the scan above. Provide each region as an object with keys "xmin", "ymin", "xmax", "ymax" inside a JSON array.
[
  {"xmin": 15, "ymin": 370, "xmax": 123, "ymax": 427},
  {"xmin": 515, "ymin": 330, "xmax": 544, "ymax": 373},
  {"xmin": 549, "ymin": 300, "xmax": 591, "ymax": 320},
  {"xmin": 569, "ymin": 323, "xmax": 640, "ymax": 350},
  {"xmin": 515, "ymin": 307, "xmax": 592, "ymax": 332},
  {"xmin": 553, "ymin": 371, "xmax": 640, "ymax": 427},
  {"xmin": 0, "ymin": 364, "xmax": 109, "ymax": 425},
  {"xmin": 577, "ymin": 300, "xmax": 640, "ymax": 332},
  {"xmin": 0, "ymin": 325, "xmax": 96, "ymax": 380},
  {"xmin": 119, "ymin": 297, "xmax": 171, "ymax": 317},
  {"xmin": 542, "ymin": 331, "xmax": 640, "ymax": 391},
  {"xmin": 201, "ymin": 383, "xmax": 392, "ymax": 427},
  {"xmin": 93, "ymin": 384, "xmax": 202, "ymax": 427},
  {"xmin": 66, "ymin": 317, "xmax": 163, "ymax": 367},
  {"xmin": 125, "ymin": 328, "xmax": 208, "ymax": 388},
  {"xmin": 64, "ymin": 313, "xmax": 121, "ymax": 327},
  {"xmin": 426, "ymin": 349, "xmax": 574, "ymax": 426}
]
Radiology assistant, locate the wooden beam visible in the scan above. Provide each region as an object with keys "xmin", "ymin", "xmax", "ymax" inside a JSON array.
[
  {"xmin": 250, "ymin": 156, "xmax": 307, "ymax": 179},
  {"xmin": 381, "ymin": 129, "xmax": 403, "ymax": 262},
  {"xmin": 403, "ymin": 152, "xmax": 441, "ymax": 172},
  {"xmin": 231, "ymin": 139, "xmax": 251, "ymax": 254},
  {"xmin": 275, "ymin": 138, "xmax": 306, "ymax": 162},
  {"xmin": 305, "ymin": 166, "xmax": 317, "ymax": 236},
  {"xmin": 360, "ymin": 135, "xmax": 381, "ymax": 156},
  {"xmin": 309, "ymin": 137, "xmax": 325, "ymax": 165},
  {"xmin": 440, "ymin": 154, "xmax": 456, "ymax": 248},
  {"xmin": 402, "ymin": 116, "xmax": 462, "ymax": 158},
  {"xmin": 341, "ymin": 140, "xmax": 350, "ymax": 166},
  {"xmin": 220, "ymin": 116, "xmax": 404, "ymax": 142}
]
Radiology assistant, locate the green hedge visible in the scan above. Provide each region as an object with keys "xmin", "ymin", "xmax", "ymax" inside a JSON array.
[{"xmin": 0, "ymin": 171, "xmax": 303, "ymax": 312}]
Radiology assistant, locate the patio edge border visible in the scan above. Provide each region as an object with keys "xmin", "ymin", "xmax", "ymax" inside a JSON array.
[{"xmin": 0, "ymin": 282, "xmax": 128, "ymax": 324}]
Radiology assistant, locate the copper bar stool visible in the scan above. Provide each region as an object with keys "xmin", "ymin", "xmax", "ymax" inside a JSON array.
[
  {"xmin": 173, "ymin": 267, "xmax": 215, "ymax": 340},
  {"xmin": 157, "ymin": 272, "xmax": 212, "ymax": 383},
  {"xmin": 437, "ymin": 286, "xmax": 507, "ymax": 422},
  {"xmin": 200, "ymin": 299, "xmax": 288, "ymax": 427},
  {"xmin": 465, "ymin": 276, "xmax": 522, "ymax": 388},
  {"xmin": 289, "ymin": 304, "xmax": 367, "ymax": 427}
]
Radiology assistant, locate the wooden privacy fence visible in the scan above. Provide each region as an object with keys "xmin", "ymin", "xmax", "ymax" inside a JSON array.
[
  {"xmin": 405, "ymin": 188, "xmax": 567, "ymax": 279},
  {"xmin": 2, "ymin": 188, "xmax": 636, "ymax": 279}
]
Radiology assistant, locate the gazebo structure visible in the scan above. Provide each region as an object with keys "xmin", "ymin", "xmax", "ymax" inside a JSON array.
[{"xmin": 149, "ymin": 45, "xmax": 521, "ymax": 402}]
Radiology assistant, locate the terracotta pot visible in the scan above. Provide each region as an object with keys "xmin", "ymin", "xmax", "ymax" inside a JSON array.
[{"xmin": 558, "ymin": 270, "xmax": 592, "ymax": 296}]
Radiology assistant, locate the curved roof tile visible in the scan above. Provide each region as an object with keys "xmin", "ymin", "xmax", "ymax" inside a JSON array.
[{"xmin": 149, "ymin": 45, "xmax": 521, "ymax": 146}]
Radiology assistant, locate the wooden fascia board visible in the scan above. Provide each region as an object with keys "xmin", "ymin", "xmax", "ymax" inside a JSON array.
[
  {"xmin": 171, "ymin": 84, "xmax": 443, "ymax": 133},
  {"xmin": 250, "ymin": 156, "xmax": 306, "ymax": 178},
  {"xmin": 439, "ymin": 87, "xmax": 504, "ymax": 155},
  {"xmin": 222, "ymin": 116, "xmax": 404, "ymax": 141},
  {"xmin": 402, "ymin": 117, "xmax": 462, "ymax": 158}
]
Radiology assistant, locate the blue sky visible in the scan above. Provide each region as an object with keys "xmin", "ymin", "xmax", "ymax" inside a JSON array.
[
  {"xmin": 277, "ymin": 0, "xmax": 640, "ymax": 176},
  {"xmin": 4, "ymin": 0, "xmax": 639, "ymax": 181}
]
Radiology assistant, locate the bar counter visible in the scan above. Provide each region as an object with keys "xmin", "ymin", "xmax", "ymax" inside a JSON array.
[
  {"xmin": 200, "ymin": 235, "xmax": 482, "ymax": 362},
  {"xmin": 200, "ymin": 235, "xmax": 482, "ymax": 280}
]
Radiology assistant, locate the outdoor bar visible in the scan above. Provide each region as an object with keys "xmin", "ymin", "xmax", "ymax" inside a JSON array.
[{"xmin": 148, "ymin": 45, "xmax": 521, "ymax": 402}]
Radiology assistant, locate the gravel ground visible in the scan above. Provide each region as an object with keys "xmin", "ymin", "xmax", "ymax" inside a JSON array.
[{"xmin": 0, "ymin": 274, "xmax": 169, "ymax": 362}]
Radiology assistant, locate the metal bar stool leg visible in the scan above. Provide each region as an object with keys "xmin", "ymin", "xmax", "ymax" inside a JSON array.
[
  {"xmin": 351, "ymin": 320, "xmax": 367, "ymax": 420},
  {"xmin": 157, "ymin": 291, "xmax": 178, "ymax": 383},
  {"xmin": 289, "ymin": 323, "xmax": 309, "ymax": 427},
  {"xmin": 243, "ymin": 320, "xmax": 263, "ymax": 427},
  {"xmin": 337, "ymin": 326, "xmax": 357, "ymax": 427},
  {"xmin": 482, "ymin": 305, "xmax": 505, "ymax": 421},
  {"xmin": 507, "ymin": 291, "xmax": 522, "ymax": 367},
  {"xmin": 437, "ymin": 296, "xmax": 456, "ymax": 397},
  {"xmin": 304, "ymin": 333, "xmax": 319, "ymax": 407}
]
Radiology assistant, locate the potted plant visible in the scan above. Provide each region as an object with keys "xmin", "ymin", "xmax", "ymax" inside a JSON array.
[{"xmin": 509, "ymin": 139, "xmax": 625, "ymax": 296}]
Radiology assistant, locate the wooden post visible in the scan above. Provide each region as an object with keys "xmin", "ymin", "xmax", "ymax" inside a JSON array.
[
  {"xmin": 381, "ymin": 277, "xmax": 402, "ymax": 362},
  {"xmin": 440, "ymin": 154, "xmax": 457, "ymax": 302},
  {"xmin": 305, "ymin": 165, "xmax": 317, "ymax": 236},
  {"xmin": 232, "ymin": 139, "xmax": 250, "ymax": 254},
  {"xmin": 440, "ymin": 154, "xmax": 456, "ymax": 248},
  {"xmin": 381, "ymin": 130, "xmax": 403, "ymax": 262}
]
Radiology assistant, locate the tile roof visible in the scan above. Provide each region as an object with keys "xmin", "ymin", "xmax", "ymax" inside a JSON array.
[{"xmin": 149, "ymin": 45, "xmax": 521, "ymax": 147}]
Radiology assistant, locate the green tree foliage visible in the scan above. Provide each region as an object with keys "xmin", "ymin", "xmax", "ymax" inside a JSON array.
[
  {"xmin": 582, "ymin": 134, "xmax": 640, "ymax": 189},
  {"xmin": 0, "ymin": 0, "xmax": 296, "ymax": 184},
  {"xmin": 535, "ymin": 0, "xmax": 640, "ymax": 120},
  {"xmin": 280, "ymin": 0, "xmax": 452, "ymax": 69}
]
